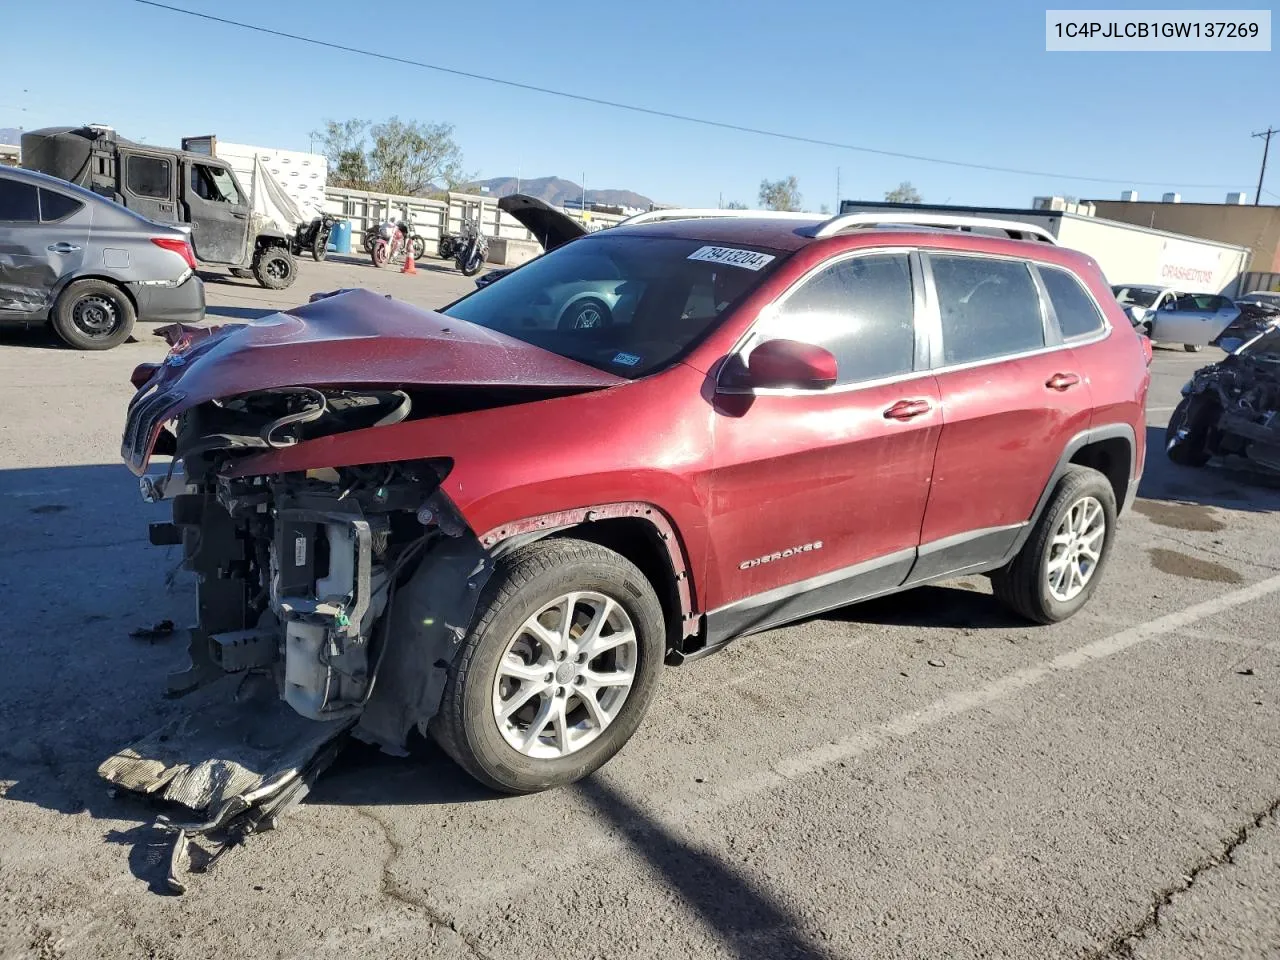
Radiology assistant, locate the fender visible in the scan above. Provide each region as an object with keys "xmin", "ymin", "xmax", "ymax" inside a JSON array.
[
  {"xmin": 1000, "ymin": 422, "xmax": 1138, "ymax": 564},
  {"xmin": 478, "ymin": 500, "xmax": 699, "ymax": 639}
]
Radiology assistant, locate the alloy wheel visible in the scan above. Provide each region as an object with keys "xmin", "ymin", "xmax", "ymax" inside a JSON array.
[
  {"xmin": 492, "ymin": 591, "xmax": 638, "ymax": 760},
  {"xmin": 1046, "ymin": 495, "xmax": 1106, "ymax": 602}
]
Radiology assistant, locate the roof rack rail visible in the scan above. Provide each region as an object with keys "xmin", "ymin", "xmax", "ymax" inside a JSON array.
[
  {"xmin": 617, "ymin": 208, "xmax": 819, "ymax": 227},
  {"xmin": 809, "ymin": 212, "xmax": 1059, "ymax": 244}
]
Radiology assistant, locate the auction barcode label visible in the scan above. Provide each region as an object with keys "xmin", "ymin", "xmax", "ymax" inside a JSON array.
[{"xmin": 1046, "ymin": 9, "xmax": 1271, "ymax": 50}]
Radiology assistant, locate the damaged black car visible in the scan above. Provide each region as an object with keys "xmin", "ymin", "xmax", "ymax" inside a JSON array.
[{"xmin": 1167, "ymin": 322, "xmax": 1280, "ymax": 472}]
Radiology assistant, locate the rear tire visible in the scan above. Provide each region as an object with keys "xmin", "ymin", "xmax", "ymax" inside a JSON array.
[
  {"xmin": 230, "ymin": 267, "xmax": 254, "ymax": 279},
  {"xmin": 1166, "ymin": 396, "xmax": 1215, "ymax": 467},
  {"xmin": 51, "ymin": 279, "xmax": 136, "ymax": 351},
  {"xmin": 1184, "ymin": 344, "xmax": 1203, "ymax": 352},
  {"xmin": 252, "ymin": 247, "xmax": 296, "ymax": 290},
  {"xmin": 991, "ymin": 465, "xmax": 1117, "ymax": 625},
  {"xmin": 431, "ymin": 538, "xmax": 665, "ymax": 794}
]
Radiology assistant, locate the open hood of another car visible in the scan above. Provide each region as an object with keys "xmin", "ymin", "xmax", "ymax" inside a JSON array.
[{"xmin": 498, "ymin": 193, "xmax": 589, "ymax": 251}]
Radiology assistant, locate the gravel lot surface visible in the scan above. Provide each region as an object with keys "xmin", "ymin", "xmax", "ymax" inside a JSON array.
[{"xmin": 1, "ymin": 257, "xmax": 1277, "ymax": 959}]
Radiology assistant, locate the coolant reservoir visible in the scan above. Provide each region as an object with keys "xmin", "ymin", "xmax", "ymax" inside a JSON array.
[{"xmin": 284, "ymin": 620, "xmax": 331, "ymax": 720}]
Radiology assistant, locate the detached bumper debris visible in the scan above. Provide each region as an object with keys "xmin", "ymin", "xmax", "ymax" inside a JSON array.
[
  {"xmin": 129, "ymin": 619, "xmax": 175, "ymax": 642},
  {"xmin": 99, "ymin": 675, "xmax": 352, "ymax": 894}
]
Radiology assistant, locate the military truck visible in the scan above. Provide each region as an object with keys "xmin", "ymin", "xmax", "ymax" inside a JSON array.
[{"xmin": 20, "ymin": 125, "xmax": 297, "ymax": 290}]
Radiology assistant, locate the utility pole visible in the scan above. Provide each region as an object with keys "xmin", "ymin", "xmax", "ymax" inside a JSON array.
[
  {"xmin": 1253, "ymin": 127, "xmax": 1276, "ymax": 205},
  {"xmin": 835, "ymin": 167, "xmax": 841, "ymax": 213}
]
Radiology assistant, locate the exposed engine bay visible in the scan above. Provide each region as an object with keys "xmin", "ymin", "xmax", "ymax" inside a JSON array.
[
  {"xmin": 1170, "ymin": 327, "xmax": 1280, "ymax": 473},
  {"xmin": 102, "ymin": 445, "xmax": 495, "ymax": 891}
]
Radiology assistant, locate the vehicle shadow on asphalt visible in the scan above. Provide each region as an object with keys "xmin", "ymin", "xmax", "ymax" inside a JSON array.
[
  {"xmin": 1139, "ymin": 425, "xmax": 1280, "ymax": 512},
  {"xmin": 308, "ymin": 737, "xmax": 499, "ymax": 807},
  {"xmin": 821, "ymin": 582, "xmax": 1022, "ymax": 630},
  {"xmin": 574, "ymin": 776, "xmax": 840, "ymax": 960}
]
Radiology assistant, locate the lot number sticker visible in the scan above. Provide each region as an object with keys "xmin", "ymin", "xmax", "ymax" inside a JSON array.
[{"xmin": 687, "ymin": 246, "xmax": 776, "ymax": 271}]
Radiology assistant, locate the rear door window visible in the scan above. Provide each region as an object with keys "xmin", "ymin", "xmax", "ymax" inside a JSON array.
[
  {"xmin": 1039, "ymin": 265, "xmax": 1105, "ymax": 339},
  {"xmin": 0, "ymin": 178, "xmax": 39, "ymax": 222},
  {"xmin": 39, "ymin": 189, "xmax": 85, "ymax": 223},
  {"xmin": 126, "ymin": 155, "xmax": 171, "ymax": 199},
  {"xmin": 929, "ymin": 254, "xmax": 1045, "ymax": 365},
  {"xmin": 769, "ymin": 253, "xmax": 917, "ymax": 385}
]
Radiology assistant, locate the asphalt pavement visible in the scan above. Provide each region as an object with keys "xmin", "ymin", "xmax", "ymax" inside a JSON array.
[{"xmin": 0, "ymin": 256, "xmax": 1277, "ymax": 960}]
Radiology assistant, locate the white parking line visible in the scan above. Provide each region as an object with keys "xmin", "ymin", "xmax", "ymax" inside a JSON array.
[
  {"xmin": 4, "ymin": 489, "xmax": 73, "ymax": 498},
  {"xmin": 1145, "ymin": 405, "xmax": 1178, "ymax": 414},
  {"xmin": 730, "ymin": 573, "xmax": 1280, "ymax": 793},
  {"xmin": 464, "ymin": 574, "xmax": 1280, "ymax": 909}
]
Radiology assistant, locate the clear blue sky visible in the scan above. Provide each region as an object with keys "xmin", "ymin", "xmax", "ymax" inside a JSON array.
[{"xmin": 3, "ymin": 0, "xmax": 1277, "ymax": 208}]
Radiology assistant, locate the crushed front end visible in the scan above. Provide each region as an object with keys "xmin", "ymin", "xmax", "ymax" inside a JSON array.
[{"xmin": 1173, "ymin": 330, "xmax": 1280, "ymax": 473}]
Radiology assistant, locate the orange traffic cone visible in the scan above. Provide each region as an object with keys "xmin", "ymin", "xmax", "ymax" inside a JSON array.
[{"xmin": 401, "ymin": 240, "xmax": 417, "ymax": 275}]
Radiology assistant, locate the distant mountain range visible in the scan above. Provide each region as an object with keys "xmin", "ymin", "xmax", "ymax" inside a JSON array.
[{"xmin": 470, "ymin": 176, "xmax": 655, "ymax": 210}]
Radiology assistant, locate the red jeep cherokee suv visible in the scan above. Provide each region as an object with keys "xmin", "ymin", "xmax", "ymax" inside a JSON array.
[{"xmin": 118, "ymin": 210, "xmax": 1150, "ymax": 798}]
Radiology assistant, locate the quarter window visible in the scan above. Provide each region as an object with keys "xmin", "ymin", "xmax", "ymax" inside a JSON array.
[
  {"xmin": 0, "ymin": 178, "xmax": 39, "ymax": 222},
  {"xmin": 768, "ymin": 253, "xmax": 916, "ymax": 385},
  {"xmin": 39, "ymin": 189, "xmax": 84, "ymax": 223},
  {"xmin": 126, "ymin": 155, "xmax": 171, "ymax": 200},
  {"xmin": 1040, "ymin": 265, "xmax": 1104, "ymax": 339},
  {"xmin": 930, "ymin": 255, "xmax": 1045, "ymax": 365}
]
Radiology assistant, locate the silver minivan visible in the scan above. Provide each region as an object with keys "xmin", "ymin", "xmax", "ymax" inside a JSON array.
[{"xmin": 0, "ymin": 165, "xmax": 204, "ymax": 349}]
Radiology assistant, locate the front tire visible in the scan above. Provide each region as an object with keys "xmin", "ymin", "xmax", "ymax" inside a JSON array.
[
  {"xmin": 311, "ymin": 234, "xmax": 328, "ymax": 262},
  {"xmin": 557, "ymin": 297, "xmax": 612, "ymax": 331},
  {"xmin": 252, "ymin": 247, "xmax": 296, "ymax": 290},
  {"xmin": 51, "ymin": 279, "xmax": 136, "ymax": 351},
  {"xmin": 1184, "ymin": 344, "xmax": 1203, "ymax": 352},
  {"xmin": 458, "ymin": 248, "xmax": 485, "ymax": 277},
  {"xmin": 431, "ymin": 538, "xmax": 666, "ymax": 794},
  {"xmin": 991, "ymin": 465, "xmax": 1117, "ymax": 624},
  {"xmin": 411, "ymin": 236, "xmax": 426, "ymax": 262}
]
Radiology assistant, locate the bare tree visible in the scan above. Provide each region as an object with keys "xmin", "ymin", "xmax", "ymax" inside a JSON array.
[
  {"xmin": 723, "ymin": 200, "xmax": 749, "ymax": 209},
  {"xmin": 884, "ymin": 181, "xmax": 923, "ymax": 204},
  {"xmin": 758, "ymin": 176, "xmax": 802, "ymax": 211}
]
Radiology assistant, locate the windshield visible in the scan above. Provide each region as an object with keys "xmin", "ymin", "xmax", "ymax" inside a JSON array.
[
  {"xmin": 1112, "ymin": 285, "xmax": 1159, "ymax": 308},
  {"xmin": 441, "ymin": 234, "xmax": 789, "ymax": 378}
]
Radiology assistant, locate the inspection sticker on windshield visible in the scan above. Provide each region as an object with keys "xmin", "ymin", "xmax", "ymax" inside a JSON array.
[
  {"xmin": 611, "ymin": 352, "xmax": 642, "ymax": 367},
  {"xmin": 687, "ymin": 246, "xmax": 776, "ymax": 271}
]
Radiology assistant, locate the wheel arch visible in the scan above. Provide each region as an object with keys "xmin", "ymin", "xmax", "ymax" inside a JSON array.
[
  {"xmin": 49, "ymin": 273, "xmax": 138, "ymax": 317},
  {"xmin": 478, "ymin": 501, "xmax": 698, "ymax": 651},
  {"xmin": 1000, "ymin": 423, "xmax": 1136, "ymax": 564}
]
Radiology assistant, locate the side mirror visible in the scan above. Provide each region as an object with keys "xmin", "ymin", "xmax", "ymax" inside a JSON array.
[{"xmin": 743, "ymin": 338, "xmax": 837, "ymax": 390}]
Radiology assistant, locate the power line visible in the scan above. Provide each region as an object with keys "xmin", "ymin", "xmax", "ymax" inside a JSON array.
[{"xmin": 135, "ymin": 0, "xmax": 1251, "ymax": 192}]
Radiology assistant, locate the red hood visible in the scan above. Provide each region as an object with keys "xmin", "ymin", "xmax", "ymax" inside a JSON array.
[{"xmin": 121, "ymin": 288, "xmax": 624, "ymax": 474}]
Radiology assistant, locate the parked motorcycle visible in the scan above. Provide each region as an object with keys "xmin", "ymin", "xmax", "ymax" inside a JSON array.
[
  {"xmin": 292, "ymin": 213, "xmax": 338, "ymax": 262},
  {"xmin": 438, "ymin": 232, "xmax": 460, "ymax": 260},
  {"xmin": 369, "ymin": 219, "xmax": 426, "ymax": 268},
  {"xmin": 454, "ymin": 218, "xmax": 489, "ymax": 277}
]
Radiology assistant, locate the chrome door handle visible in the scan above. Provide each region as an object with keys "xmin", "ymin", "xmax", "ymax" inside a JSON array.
[
  {"xmin": 47, "ymin": 243, "xmax": 80, "ymax": 253},
  {"xmin": 1046, "ymin": 372, "xmax": 1081, "ymax": 391},
  {"xmin": 884, "ymin": 399, "xmax": 932, "ymax": 420}
]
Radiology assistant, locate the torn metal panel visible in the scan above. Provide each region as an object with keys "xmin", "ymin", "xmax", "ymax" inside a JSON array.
[{"xmin": 99, "ymin": 674, "xmax": 353, "ymax": 814}]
